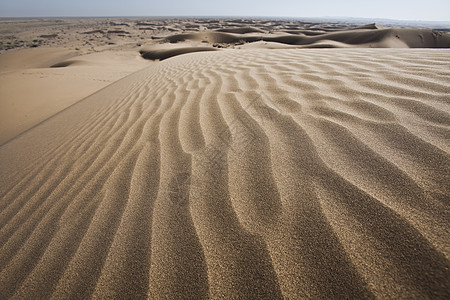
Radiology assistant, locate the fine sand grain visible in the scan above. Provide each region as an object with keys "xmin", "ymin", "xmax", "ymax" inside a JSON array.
[{"xmin": 0, "ymin": 48, "xmax": 449, "ymax": 299}]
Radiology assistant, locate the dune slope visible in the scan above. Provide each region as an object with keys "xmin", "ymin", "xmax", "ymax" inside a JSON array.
[
  {"xmin": 0, "ymin": 49, "xmax": 449, "ymax": 299},
  {"xmin": 139, "ymin": 46, "xmax": 218, "ymax": 61},
  {"xmin": 160, "ymin": 28, "xmax": 450, "ymax": 48},
  {"xmin": 0, "ymin": 48, "xmax": 150, "ymax": 145}
]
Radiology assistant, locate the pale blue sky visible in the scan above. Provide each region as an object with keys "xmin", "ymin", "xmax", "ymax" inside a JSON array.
[{"xmin": 0, "ymin": 0, "xmax": 449, "ymax": 21}]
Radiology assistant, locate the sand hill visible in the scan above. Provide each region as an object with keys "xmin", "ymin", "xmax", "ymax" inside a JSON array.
[{"xmin": 0, "ymin": 47, "xmax": 449, "ymax": 299}]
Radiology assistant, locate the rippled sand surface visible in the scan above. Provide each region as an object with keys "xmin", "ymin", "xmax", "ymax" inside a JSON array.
[{"xmin": 0, "ymin": 48, "xmax": 449, "ymax": 299}]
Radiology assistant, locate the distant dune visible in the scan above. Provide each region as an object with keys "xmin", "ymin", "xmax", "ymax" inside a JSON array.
[
  {"xmin": 215, "ymin": 27, "xmax": 265, "ymax": 34},
  {"xmin": 137, "ymin": 27, "xmax": 450, "ymax": 60},
  {"xmin": 160, "ymin": 28, "xmax": 450, "ymax": 48},
  {"xmin": 139, "ymin": 46, "xmax": 218, "ymax": 61},
  {"xmin": 1, "ymin": 48, "xmax": 449, "ymax": 299}
]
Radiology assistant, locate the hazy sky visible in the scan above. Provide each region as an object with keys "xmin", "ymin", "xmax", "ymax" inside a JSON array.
[{"xmin": 1, "ymin": 0, "xmax": 449, "ymax": 21}]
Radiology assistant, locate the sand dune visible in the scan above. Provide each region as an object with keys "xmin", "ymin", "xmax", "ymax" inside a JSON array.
[
  {"xmin": 138, "ymin": 27, "xmax": 450, "ymax": 61},
  {"xmin": 162, "ymin": 31, "xmax": 261, "ymax": 44},
  {"xmin": 215, "ymin": 27, "xmax": 265, "ymax": 34},
  {"xmin": 0, "ymin": 48, "xmax": 150, "ymax": 145},
  {"xmin": 159, "ymin": 28, "xmax": 450, "ymax": 49},
  {"xmin": 139, "ymin": 46, "xmax": 218, "ymax": 61},
  {"xmin": 0, "ymin": 48, "xmax": 449, "ymax": 299},
  {"xmin": 0, "ymin": 48, "xmax": 77, "ymax": 70}
]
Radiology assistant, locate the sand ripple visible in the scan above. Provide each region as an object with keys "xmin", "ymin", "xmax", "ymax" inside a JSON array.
[{"xmin": 0, "ymin": 49, "xmax": 449, "ymax": 299}]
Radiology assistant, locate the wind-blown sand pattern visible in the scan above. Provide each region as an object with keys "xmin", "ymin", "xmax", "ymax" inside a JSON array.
[{"xmin": 0, "ymin": 48, "xmax": 449, "ymax": 299}]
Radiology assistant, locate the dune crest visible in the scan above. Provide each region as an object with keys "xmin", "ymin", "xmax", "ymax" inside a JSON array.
[
  {"xmin": 139, "ymin": 46, "xmax": 218, "ymax": 61},
  {"xmin": 156, "ymin": 28, "xmax": 450, "ymax": 49},
  {"xmin": 0, "ymin": 49, "xmax": 449, "ymax": 299}
]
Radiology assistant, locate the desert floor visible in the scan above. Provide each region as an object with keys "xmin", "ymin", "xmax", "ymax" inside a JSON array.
[{"xmin": 0, "ymin": 18, "xmax": 449, "ymax": 299}]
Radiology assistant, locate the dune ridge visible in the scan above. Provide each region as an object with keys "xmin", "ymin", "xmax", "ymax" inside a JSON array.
[
  {"xmin": 0, "ymin": 48, "xmax": 449, "ymax": 299},
  {"xmin": 139, "ymin": 47, "xmax": 218, "ymax": 61},
  {"xmin": 140, "ymin": 28, "xmax": 450, "ymax": 61},
  {"xmin": 160, "ymin": 28, "xmax": 450, "ymax": 48}
]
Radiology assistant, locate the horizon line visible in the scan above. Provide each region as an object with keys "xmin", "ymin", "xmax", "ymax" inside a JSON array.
[{"xmin": 0, "ymin": 15, "xmax": 450, "ymax": 24}]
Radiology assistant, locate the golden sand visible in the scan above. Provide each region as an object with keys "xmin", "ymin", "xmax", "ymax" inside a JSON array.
[{"xmin": 1, "ymin": 47, "xmax": 449, "ymax": 298}]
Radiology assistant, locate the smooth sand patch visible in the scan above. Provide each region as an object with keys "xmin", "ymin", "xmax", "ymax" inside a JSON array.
[{"xmin": 0, "ymin": 48, "xmax": 150, "ymax": 144}]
